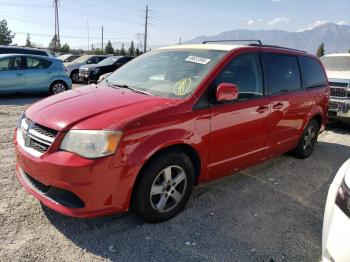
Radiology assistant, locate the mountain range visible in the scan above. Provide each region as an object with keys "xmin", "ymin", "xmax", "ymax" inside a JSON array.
[{"xmin": 183, "ymin": 23, "xmax": 350, "ymax": 54}]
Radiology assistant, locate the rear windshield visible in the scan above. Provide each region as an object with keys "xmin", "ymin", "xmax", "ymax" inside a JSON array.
[{"xmin": 321, "ymin": 56, "xmax": 350, "ymax": 71}]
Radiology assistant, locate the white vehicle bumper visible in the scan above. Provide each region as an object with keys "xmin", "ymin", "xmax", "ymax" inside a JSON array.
[{"xmin": 322, "ymin": 160, "xmax": 350, "ymax": 262}]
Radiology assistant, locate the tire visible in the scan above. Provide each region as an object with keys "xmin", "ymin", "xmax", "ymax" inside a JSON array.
[
  {"xmin": 70, "ymin": 70, "xmax": 79, "ymax": 83},
  {"xmin": 293, "ymin": 119, "xmax": 319, "ymax": 159},
  {"xmin": 49, "ymin": 81, "xmax": 67, "ymax": 95},
  {"xmin": 132, "ymin": 151, "xmax": 195, "ymax": 223}
]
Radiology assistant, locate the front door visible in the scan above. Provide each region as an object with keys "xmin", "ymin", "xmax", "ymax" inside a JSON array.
[
  {"xmin": 208, "ymin": 52, "xmax": 271, "ymax": 179},
  {"xmin": 0, "ymin": 56, "xmax": 26, "ymax": 93}
]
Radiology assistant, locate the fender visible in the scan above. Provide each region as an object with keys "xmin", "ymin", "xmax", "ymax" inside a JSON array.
[
  {"xmin": 301, "ymin": 103, "xmax": 324, "ymax": 134},
  {"xmin": 48, "ymin": 77, "xmax": 72, "ymax": 90}
]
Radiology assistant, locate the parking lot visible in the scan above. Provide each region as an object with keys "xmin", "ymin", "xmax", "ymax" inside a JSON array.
[{"xmin": 1, "ymin": 86, "xmax": 350, "ymax": 261}]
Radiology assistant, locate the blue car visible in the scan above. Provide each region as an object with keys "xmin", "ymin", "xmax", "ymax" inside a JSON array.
[{"xmin": 0, "ymin": 54, "xmax": 72, "ymax": 95}]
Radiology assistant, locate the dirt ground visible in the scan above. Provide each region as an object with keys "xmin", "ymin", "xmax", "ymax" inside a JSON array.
[{"xmin": 1, "ymin": 91, "xmax": 350, "ymax": 261}]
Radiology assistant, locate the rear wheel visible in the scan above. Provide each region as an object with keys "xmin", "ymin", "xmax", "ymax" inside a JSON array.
[
  {"xmin": 132, "ymin": 151, "xmax": 195, "ymax": 223},
  {"xmin": 293, "ymin": 119, "xmax": 319, "ymax": 159},
  {"xmin": 50, "ymin": 81, "xmax": 67, "ymax": 95}
]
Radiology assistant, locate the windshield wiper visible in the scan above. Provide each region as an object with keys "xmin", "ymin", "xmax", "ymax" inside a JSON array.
[{"xmin": 111, "ymin": 82, "xmax": 152, "ymax": 96}]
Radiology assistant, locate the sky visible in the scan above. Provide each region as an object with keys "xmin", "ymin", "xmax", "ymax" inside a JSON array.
[{"xmin": 0, "ymin": 0, "xmax": 349, "ymax": 50}]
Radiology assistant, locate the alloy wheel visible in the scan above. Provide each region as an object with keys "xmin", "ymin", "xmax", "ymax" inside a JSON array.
[
  {"xmin": 150, "ymin": 165, "xmax": 187, "ymax": 213},
  {"xmin": 52, "ymin": 83, "xmax": 66, "ymax": 94}
]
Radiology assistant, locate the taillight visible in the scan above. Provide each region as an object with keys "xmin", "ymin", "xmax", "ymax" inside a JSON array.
[{"xmin": 336, "ymin": 180, "xmax": 350, "ymax": 218}]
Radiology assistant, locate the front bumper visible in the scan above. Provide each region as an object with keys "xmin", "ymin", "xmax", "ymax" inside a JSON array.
[
  {"xmin": 14, "ymin": 129, "xmax": 135, "ymax": 218},
  {"xmin": 328, "ymin": 98, "xmax": 350, "ymax": 120},
  {"xmin": 79, "ymin": 71, "xmax": 98, "ymax": 83}
]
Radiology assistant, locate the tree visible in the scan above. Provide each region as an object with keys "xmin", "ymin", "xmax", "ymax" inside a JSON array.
[
  {"xmin": 114, "ymin": 49, "xmax": 120, "ymax": 55},
  {"xmin": 348, "ymin": 48, "xmax": 350, "ymax": 53},
  {"xmin": 48, "ymin": 34, "xmax": 61, "ymax": 52},
  {"xmin": 105, "ymin": 40, "xmax": 114, "ymax": 54},
  {"xmin": 128, "ymin": 41, "xmax": 135, "ymax": 56},
  {"xmin": 0, "ymin": 19, "xmax": 15, "ymax": 45},
  {"xmin": 91, "ymin": 48, "xmax": 104, "ymax": 55},
  {"xmin": 60, "ymin": 43, "xmax": 70, "ymax": 53},
  {"xmin": 25, "ymin": 33, "xmax": 32, "ymax": 47},
  {"xmin": 316, "ymin": 43, "xmax": 325, "ymax": 57},
  {"xmin": 135, "ymin": 48, "xmax": 141, "ymax": 56},
  {"xmin": 120, "ymin": 43, "xmax": 126, "ymax": 55}
]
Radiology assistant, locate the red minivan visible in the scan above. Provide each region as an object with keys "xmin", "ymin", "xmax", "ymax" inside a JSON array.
[{"xmin": 14, "ymin": 41, "xmax": 329, "ymax": 222}]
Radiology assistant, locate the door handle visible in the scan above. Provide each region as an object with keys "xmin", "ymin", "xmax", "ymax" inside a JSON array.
[
  {"xmin": 16, "ymin": 73, "xmax": 24, "ymax": 76},
  {"xmin": 256, "ymin": 105, "xmax": 269, "ymax": 113},
  {"xmin": 272, "ymin": 103, "xmax": 284, "ymax": 110}
]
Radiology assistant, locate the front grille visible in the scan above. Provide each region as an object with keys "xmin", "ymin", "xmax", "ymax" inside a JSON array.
[
  {"xmin": 32, "ymin": 123, "xmax": 57, "ymax": 139},
  {"xmin": 329, "ymin": 101, "xmax": 339, "ymax": 111},
  {"xmin": 29, "ymin": 139, "xmax": 48, "ymax": 153},
  {"xmin": 19, "ymin": 117, "xmax": 58, "ymax": 155},
  {"xmin": 330, "ymin": 87, "xmax": 347, "ymax": 98},
  {"xmin": 330, "ymin": 82, "xmax": 349, "ymax": 88}
]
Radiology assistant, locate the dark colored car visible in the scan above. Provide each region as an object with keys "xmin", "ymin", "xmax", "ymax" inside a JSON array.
[
  {"xmin": 0, "ymin": 45, "xmax": 52, "ymax": 57},
  {"xmin": 79, "ymin": 56, "xmax": 134, "ymax": 83},
  {"xmin": 15, "ymin": 42, "xmax": 329, "ymax": 223}
]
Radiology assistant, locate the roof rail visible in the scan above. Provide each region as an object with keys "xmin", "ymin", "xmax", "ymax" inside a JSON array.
[
  {"xmin": 202, "ymin": 40, "xmax": 262, "ymax": 45},
  {"xmin": 248, "ymin": 43, "xmax": 307, "ymax": 53}
]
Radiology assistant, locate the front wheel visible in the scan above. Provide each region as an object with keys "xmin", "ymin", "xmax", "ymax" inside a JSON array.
[
  {"xmin": 132, "ymin": 151, "xmax": 195, "ymax": 223},
  {"xmin": 293, "ymin": 119, "xmax": 319, "ymax": 159},
  {"xmin": 70, "ymin": 71, "xmax": 79, "ymax": 83}
]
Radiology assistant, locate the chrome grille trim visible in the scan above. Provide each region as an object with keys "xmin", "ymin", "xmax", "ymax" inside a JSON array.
[{"xmin": 18, "ymin": 118, "xmax": 58, "ymax": 156}]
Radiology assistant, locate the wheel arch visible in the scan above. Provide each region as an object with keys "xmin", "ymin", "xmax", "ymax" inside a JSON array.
[{"xmin": 129, "ymin": 143, "xmax": 202, "ymax": 210}]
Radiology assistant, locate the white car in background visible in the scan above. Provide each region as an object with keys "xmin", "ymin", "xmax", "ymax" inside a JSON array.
[
  {"xmin": 64, "ymin": 54, "xmax": 108, "ymax": 83},
  {"xmin": 320, "ymin": 54, "xmax": 350, "ymax": 123},
  {"xmin": 323, "ymin": 159, "xmax": 350, "ymax": 262}
]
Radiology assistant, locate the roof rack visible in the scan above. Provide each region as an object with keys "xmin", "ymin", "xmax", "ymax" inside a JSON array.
[
  {"xmin": 248, "ymin": 43, "xmax": 307, "ymax": 53},
  {"xmin": 202, "ymin": 40, "xmax": 262, "ymax": 45}
]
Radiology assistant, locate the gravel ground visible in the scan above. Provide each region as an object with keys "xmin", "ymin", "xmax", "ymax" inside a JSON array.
[{"xmin": 1, "ymin": 90, "xmax": 350, "ymax": 262}]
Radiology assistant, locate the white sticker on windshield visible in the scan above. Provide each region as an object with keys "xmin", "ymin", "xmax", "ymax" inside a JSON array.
[{"xmin": 185, "ymin": 56, "xmax": 211, "ymax": 65}]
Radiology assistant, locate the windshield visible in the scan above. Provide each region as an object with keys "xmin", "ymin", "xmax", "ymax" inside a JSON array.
[
  {"xmin": 97, "ymin": 56, "xmax": 122, "ymax": 66},
  {"xmin": 321, "ymin": 56, "xmax": 350, "ymax": 71},
  {"xmin": 105, "ymin": 49, "xmax": 227, "ymax": 98},
  {"xmin": 71, "ymin": 55, "xmax": 90, "ymax": 64}
]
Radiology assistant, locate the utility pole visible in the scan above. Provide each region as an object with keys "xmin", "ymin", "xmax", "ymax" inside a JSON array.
[
  {"xmin": 53, "ymin": 0, "xmax": 60, "ymax": 45},
  {"xmin": 101, "ymin": 26, "xmax": 104, "ymax": 53},
  {"xmin": 179, "ymin": 37, "xmax": 182, "ymax": 45},
  {"xmin": 144, "ymin": 5, "xmax": 148, "ymax": 53}
]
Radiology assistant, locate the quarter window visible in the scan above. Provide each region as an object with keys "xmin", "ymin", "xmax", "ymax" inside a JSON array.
[
  {"xmin": 299, "ymin": 56, "xmax": 327, "ymax": 89},
  {"xmin": 0, "ymin": 57, "xmax": 23, "ymax": 71},
  {"xmin": 263, "ymin": 54, "xmax": 301, "ymax": 95},
  {"xmin": 214, "ymin": 53, "xmax": 264, "ymax": 100},
  {"xmin": 27, "ymin": 57, "xmax": 52, "ymax": 69}
]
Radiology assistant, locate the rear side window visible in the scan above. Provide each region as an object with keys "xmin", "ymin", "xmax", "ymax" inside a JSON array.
[
  {"xmin": 0, "ymin": 57, "xmax": 23, "ymax": 71},
  {"xmin": 26, "ymin": 57, "xmax": 52, "ymax": 69},
  {"xmin": 214, "ymin": 53, "xmax": 264, "ymax": 100},
  {"xmin": 299, "ymin": 56, "xmax": 327, "ymax": 89},
  {"xmin": 263, "ymin": 54, "xmax": 301, "ymax": 95}
]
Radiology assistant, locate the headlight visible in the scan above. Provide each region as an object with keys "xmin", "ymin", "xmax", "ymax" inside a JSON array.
[
  {"xmin": 60, "ymin": 130, "xmax": 122, "ymax": 159},
  {"xmin": 336, "ymin": 178, "xmax": 350, "ymax": 218}
]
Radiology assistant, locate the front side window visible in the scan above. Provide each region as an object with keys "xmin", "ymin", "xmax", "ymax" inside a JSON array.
[
  {"xmin": 299, "ymin": 56, "xmax": 327, "ymax": 89},
  {"xmin": 214, "ymin": 53, "xmax": 264, "ymax": 100},
  {"xmin": 26, "ymin": 57, "xmax": 52, "ymax": 69},
  {"xmin": 105, "ymin": 49, "xmax": 227, "ymax": 98},
  {"xmin": 0, "ymin": 57, "xmax": 23, "ymax": 71},
  {"xmin": 263, "ymin": 54, "xmax": 301, "ymax": 95}
]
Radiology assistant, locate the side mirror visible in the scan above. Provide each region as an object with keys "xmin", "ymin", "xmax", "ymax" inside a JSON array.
[{"xmin": 216, "ymin": 83, "xmax": 239, "ymax": 102}]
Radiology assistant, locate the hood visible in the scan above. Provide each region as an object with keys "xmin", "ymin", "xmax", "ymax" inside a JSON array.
[
  {"xmin": 80, "ymin": 64, "xmax": 98, "ymax": 70},
  {"xmin": 326, "ymin": 70, "xmax": 350, "ymax": 81},
  {"xmin": 25, "ymin": 84, "xmax": 176, "ymax": 131}
]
